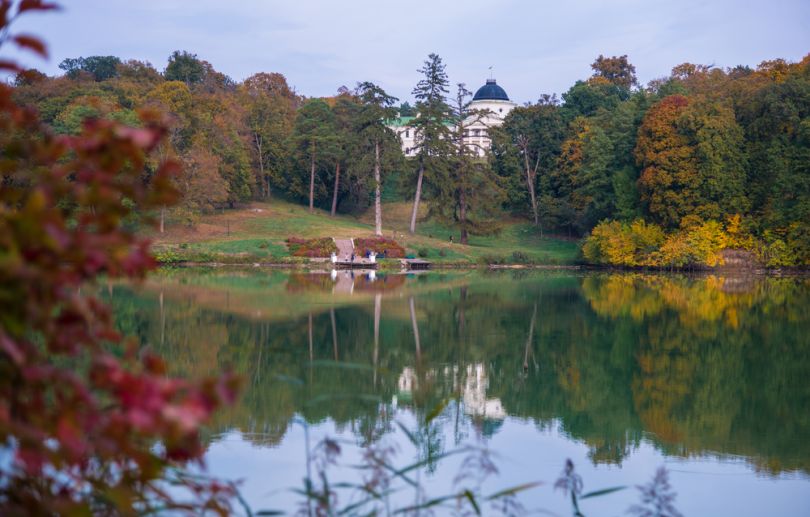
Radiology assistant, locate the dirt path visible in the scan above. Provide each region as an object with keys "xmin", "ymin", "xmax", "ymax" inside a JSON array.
[{"xmin": 333, "ymin": 238, "xmax": 354, "ymax": 260}]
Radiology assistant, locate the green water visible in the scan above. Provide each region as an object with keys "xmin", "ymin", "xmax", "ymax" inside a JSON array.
[{"xmin": 108, "ymin": 269, "xmax": 810, "ymax": 515}]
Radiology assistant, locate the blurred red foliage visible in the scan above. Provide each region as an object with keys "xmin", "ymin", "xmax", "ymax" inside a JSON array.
[{"xmin": 0, "ymin": 2, "xmax": 240, "ymax": 514}]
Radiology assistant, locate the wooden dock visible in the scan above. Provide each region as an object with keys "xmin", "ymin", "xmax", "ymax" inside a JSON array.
[
  {"xmin": 334, "ymin": 259, "xmax": 378, "ymax": 270},
  {"xmin": 403, "ymin": 258, "xmax": 432, "ymax": 270}
]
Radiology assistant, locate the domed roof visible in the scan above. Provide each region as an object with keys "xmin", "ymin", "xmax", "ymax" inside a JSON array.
[{"xmin": 472, "ymin": 79, "xmax": 509, "ymax": 101}]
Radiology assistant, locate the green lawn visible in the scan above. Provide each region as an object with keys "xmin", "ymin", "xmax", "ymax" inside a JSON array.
[{"xmin": 150, "ymin": 199, "xmax": 580, "ymax": 265}]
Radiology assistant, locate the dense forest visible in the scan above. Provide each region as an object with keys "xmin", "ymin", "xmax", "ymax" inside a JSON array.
[{"xmin": 11, "ymin": 51, "xmax": 810, "ymax": 265}]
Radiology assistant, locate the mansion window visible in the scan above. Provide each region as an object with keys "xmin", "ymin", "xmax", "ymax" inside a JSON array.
[
  {"xmin": 473, "ymin": 129, "xmax": 480, "ymax": 137},
  {"xmin": 405, "ymin": 130, "xmax": 410, "ymax": 138}
]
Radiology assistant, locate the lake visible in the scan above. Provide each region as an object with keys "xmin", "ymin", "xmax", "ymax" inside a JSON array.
[{"xmin": 107, "ymin": 269, "xmax": 810, "ymax": 515}]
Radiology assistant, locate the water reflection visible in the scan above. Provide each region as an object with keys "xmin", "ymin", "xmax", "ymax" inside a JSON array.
[{"xmin": 108, "ymin": 270, "xmax": 810, "ymax": 482}]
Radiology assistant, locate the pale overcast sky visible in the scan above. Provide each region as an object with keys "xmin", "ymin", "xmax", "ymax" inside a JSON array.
[{"xmin": 7, "ymin": 0, "xmax": 810, "ymax": 104}]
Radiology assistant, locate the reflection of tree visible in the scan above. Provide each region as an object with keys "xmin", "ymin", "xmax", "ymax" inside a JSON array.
[
  {"xmin": 584, "ymin": 274, "xmax": 810, "ymax": 473},
  {"xmin": 108, "ymin": 270, "xmax": 810, "ymax": 475}
]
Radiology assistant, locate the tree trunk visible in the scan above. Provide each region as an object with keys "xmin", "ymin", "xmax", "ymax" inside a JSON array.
[
  {"xmin": 309, "ymin": 148, "xmax": 316, "ymax": 213},
  {"xmin": 409, "ymin": 163, "xmax": 424, "ymax": 234},
  {"xmin": 459, "ymin": 187, "xmax": 468, "ymax": 245},
  {"xmin": 374, "ymin": 141, "xmax": 382, "ymax": 236},
  {"xmin": 524, "ymin": 153, "xmax": 539, "ymax": 226},
  {"xmin": 159, "ymin": 206, "xmax": 165, "ymax": 234},
  {"xmin": 331, "ymin": 161, "xmax": 340, "ymax": 217},
  {"xmin": 254, "ymin": 133, "xmax": 266, "ymax": 198}
]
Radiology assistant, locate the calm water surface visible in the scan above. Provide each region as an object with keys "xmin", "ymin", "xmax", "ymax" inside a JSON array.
[{"xmin": 109, "ymin": 269, "xmax": 810, "ymax": 515}]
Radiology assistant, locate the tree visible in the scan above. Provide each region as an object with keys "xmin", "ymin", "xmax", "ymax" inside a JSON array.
[
  {"xmin": 291, "ymin": 98, "xmax": 335, "ymax": 212},
  {"xmin": 330, "ymin": 93, "xmax": 359, "ymax": 216},
  {"xmin": 494, "ymin": 99, "xmax": 565, "ymax": 228},
  {"xmin": 408, "ymin": 53, "xmax": 453, "ymax": 234},
  {"xmin": 561, "ymin": 79, "xmax": 629, "ymax": 120},
  {"xmin": 636, "ymin": 95, "xmax": 748, "ymax": 228},
  {"xmin": 399, "ymin": 101, "xmax": 415, "ymax": 116},
  {"xmin": 164, "ymin": 50, "xmax": 206, "ymax": 84},
  {"xmin": 59, "ymin": 55, "xmax": 121, "ymax": 81},
  {"xmin": 177, "ymin": 141, "xmax": 229, "ymax": 222},
  {"xmin": 354, "ymin": 82, "xmax": 399, "ymax": 236},
  {"xmin": 590, "ymin": 54, "xmax": 638, "ymax": 90},
  {"xmin": 436, "ymin": 83, "xmax": 504, "ymax": 244},
  {"xmin": 146, "ymin": 80, "xmax": 195, "ymax": 150},
  {"xmin": 116, "ymin": 59, "xmax": 163, "ymax": 85},
  {"xmin": 13, "ymin": 68, "xmax": 47, "ymax": 86},
  {"xmin": 241, "ymin": 72, "xmax": 298, "ymax": 199},
  {"xmin": 635, "ymin": 95, "xmax": 699, "ymax": 227}
]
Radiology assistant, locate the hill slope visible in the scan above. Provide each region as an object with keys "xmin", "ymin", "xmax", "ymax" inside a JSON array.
[{"xmin": 150, "ymin": 200, "xmax": 579, "ymax": 265}]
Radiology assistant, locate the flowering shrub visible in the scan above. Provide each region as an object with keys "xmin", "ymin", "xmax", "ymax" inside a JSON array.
[
  {"xmin": 286, "ymin": 236, "xmax": 338, "ymax": 257},
  {"xmin": 354, "ymin": 237, "xmax": 406, "ymax": 258},
  {"xmin": 0, "ymin": 4, "xmax": 239, "ymax": 513}
]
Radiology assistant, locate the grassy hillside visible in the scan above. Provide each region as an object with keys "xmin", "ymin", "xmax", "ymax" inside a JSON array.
[{"xmin": 149, "ymin": 200, "xmax": 579, "ymax": 265}]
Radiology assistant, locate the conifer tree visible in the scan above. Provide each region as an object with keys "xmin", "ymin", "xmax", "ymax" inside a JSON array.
[
  {"xmin": 291, "ymin": 99, "xmax": 335, "ymax": 212},
  {"xmin": 330, "ymin": 93, "xmax": 359, "ymax": 216},
  {"xmin": 354, "ymin": 82, "xmax": 399, "ymax": 235},
  {"xmin": 433, "ymin": 84, "xmax": 504, "ymax": 244},
  {"xmin": 408, "ymin": 53, "xmax": 454, "ymax": 234}
]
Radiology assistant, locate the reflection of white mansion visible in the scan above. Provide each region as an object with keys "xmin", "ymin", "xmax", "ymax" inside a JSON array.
[
  {"xmin": 396, "ymin": 363, "xmax": 506, "ymax": 420},
  {"xmin": 388, "ymin": 79, "xmax": 518, "ymax": 158}
]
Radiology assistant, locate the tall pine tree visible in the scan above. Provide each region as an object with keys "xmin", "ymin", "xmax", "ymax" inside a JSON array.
[
  {"xmin": 354, "ymin": 82, "xmax": 399, "ymax": 236},
  {"xmin": 408, "ymin": 53, "xmax": 454, "ymax": 234}
]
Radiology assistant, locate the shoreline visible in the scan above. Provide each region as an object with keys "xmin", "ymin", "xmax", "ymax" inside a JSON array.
[{"xmin": 157, "ymin": 261, "xmax": 809, "ymax": 275}]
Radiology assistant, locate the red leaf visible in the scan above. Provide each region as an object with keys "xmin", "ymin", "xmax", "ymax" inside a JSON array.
[
  {"xmin": 18, "ymin": 0, "xmax": 61, "ymax": 13},
  {"xmin": 0, "ymin": 335, "xmax": 25, "ymax": 365},
  {"xmin": 13, "ymin": 34, "xmax": 48, "ymax": 58},
  {"xmin": 0, "ymin": 59, "xmax": 23, "ymax": 73}
]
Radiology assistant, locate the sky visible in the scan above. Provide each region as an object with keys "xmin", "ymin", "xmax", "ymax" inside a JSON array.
[{"xmin": 6, "ymin": 0, "xmax": 810, "ymax": 104}]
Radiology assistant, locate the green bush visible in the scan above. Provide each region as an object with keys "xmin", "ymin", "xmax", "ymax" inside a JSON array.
[{"xmin": 153, "ymin": 249, "xmax": 183, "ymax": 264}]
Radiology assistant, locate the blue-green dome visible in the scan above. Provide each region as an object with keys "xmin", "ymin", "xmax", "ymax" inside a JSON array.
[{"xmin": 473, "ymin": 79, "xmax": 509, "ymax": 101}]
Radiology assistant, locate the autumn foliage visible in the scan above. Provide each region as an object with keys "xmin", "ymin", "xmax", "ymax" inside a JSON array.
[
  {"xmin": 582, "ymin": 214, "xmax": 803, "ymax": 268},
  {"xmin": 353, "ymin": 237, "xmax": 406, "ymax": 258},
  {"xmin": 0, "ymin": 3, "xmax": 239, "ymax": 514},
  {"xmin": 286, "ymin": 236, "xmax": 338, "ymax": 257}
]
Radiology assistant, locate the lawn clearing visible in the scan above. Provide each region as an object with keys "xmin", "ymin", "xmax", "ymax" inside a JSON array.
[{"xmin": 149, "ymin": 200, "xmax": 579, "ymax": 265}]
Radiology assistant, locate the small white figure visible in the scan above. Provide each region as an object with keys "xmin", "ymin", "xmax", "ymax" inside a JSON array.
[
  {"xmin": 369, "ymin": 252, "xmax": 377, "ymax": 264},
  {"xmin": 330, "ymin": 252, "xmax": 337, "ymax": 264}
]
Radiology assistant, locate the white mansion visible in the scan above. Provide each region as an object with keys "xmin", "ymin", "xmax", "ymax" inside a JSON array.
[{"xmin": 388, "ymin": 78, "xmax": 517, "ymax": 157}]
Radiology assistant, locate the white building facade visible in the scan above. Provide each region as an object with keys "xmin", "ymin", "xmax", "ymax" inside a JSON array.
[{"xmin": 388, "ymin": 79, "xmax": 518, "ymax": 158}]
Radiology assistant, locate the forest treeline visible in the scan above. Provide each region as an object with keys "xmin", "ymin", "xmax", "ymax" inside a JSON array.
[{"xmin": 11, "ymin": 51, "xmax": 810, "ymax": 265}]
